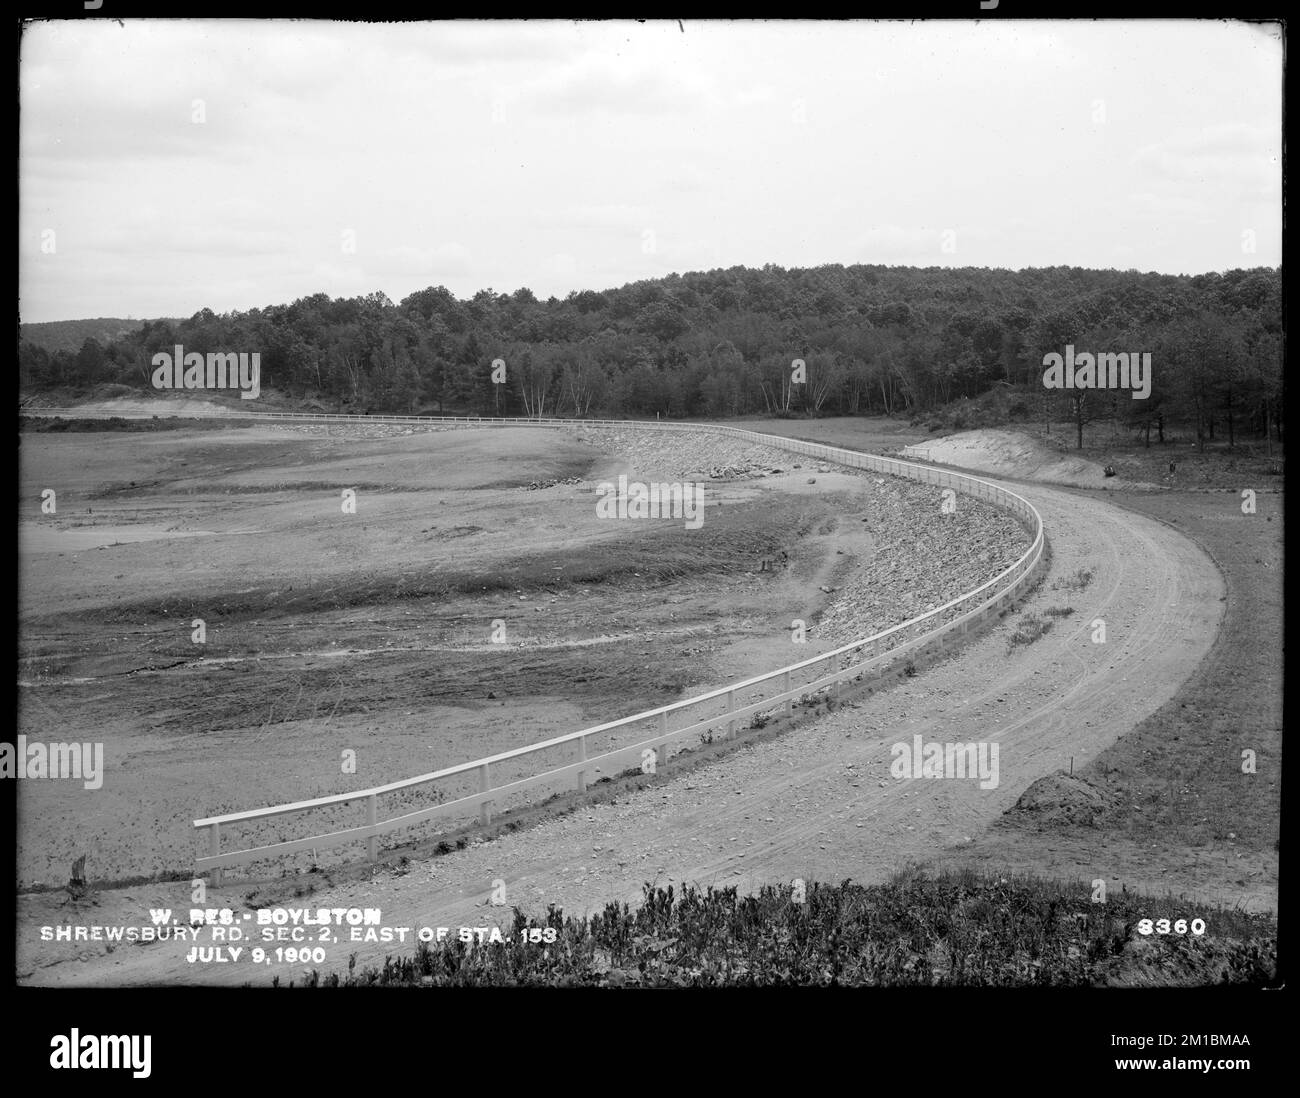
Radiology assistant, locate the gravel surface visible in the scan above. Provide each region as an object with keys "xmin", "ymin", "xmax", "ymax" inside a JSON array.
[
  {"xmin": 563, "ymin": 424, "xmax": 793, "ymax": 480},
  {"xmin": 561, "ymin": 425, "xmax": 1030, "ymax": 648}
]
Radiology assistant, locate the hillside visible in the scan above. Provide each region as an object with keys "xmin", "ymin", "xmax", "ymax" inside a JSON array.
[
  {"xmin": 20, "ymin": 317, "xmax": 176, "ymax": 354},
  {"xmin": 15, "ymin": 265, "xmax": 1281, "ymax": 455}
]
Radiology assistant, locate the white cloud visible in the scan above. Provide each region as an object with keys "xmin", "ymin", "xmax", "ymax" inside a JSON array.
[
  {"xmin": 17, "ymin": 19, "xmax": 1283, "ymax": 320},
  {"xmin": 523, "ymin": 49, "xmax": 720, "ymax": 117},
  {"xmin": 1131, "ymin": 124, "xmax": 1280, "ymax": 197},
  {"xmin": 557, "ymin": 204, "xmax": 653, "ymax": 231},
  {"xmin": 377, "ymin": 243, "xmax": 473, "ymax": 277}
]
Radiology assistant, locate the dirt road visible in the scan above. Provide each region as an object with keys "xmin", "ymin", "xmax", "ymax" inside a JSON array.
[{"xmin": 18, "ymin": 474, "xmax": 1226, "ymax": 986}]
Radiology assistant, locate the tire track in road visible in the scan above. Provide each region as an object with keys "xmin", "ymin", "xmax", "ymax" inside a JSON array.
[{"xmin": 18, "ymin": 478, "xmax": 1224, "ymax": 986}]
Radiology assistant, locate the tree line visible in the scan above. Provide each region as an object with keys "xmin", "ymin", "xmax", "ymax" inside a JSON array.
[{"xmin": 19, "ymin": 263, "xmax": 1282, "ymax": 449}]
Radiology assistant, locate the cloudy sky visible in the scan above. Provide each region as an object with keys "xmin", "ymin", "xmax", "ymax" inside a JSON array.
[{"xmin": 19, "ymin": 19, "xmax": 1282, "ymax": 323}]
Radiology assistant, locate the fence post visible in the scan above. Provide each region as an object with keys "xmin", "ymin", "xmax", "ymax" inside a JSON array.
[
  {"xmin": 366, "ymin": 795, "xmax": 378, "ymax": 861},
  {"xmin": 659, "ymin": 711, "xmax": 669, "ymax": 766},
  {"xmin": 577, "ymin": 736, "xmax": 587, "ymax": 793},
  {"xmin": 479, "ymin": 763, "xmax": 491, "ymax": 826},
  {"xmin": 209, "ymin": 822, "xmax": 221, "ymax": 887},
  {"xmin": 783, "ymin": 669, "xmax": 792, "ymax": 714},
  {"xmin": 727, "ymin": 688, "xmax": 737, "ymax": 738}
]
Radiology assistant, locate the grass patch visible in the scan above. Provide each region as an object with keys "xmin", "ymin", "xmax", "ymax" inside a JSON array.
[
  {"xmin": 1052, "ymin": 566, "xmax": 1095, "ymax": 592},
  {"xmin": 1007, "ymin": 611, "xmax": 1054, "ymax": 653},
  {"xmin": 19, "ymin": 415, "xmax": 213, "ymax": 433}
]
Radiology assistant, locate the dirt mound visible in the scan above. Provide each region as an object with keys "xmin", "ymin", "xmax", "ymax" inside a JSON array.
[
  {"xmin": 902, "ymin": 429, "xmax": 1155, "ymax": 489},
  {"xmin": 51, "ymin": 395, "xmax": 242, "ymax": 418},
  {"xmin": 1005, "ymin": 771, "xmax": 1117, "ymax": 827}
]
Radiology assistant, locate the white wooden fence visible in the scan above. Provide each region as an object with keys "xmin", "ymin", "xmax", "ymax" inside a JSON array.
[{"xmin": 160, "ymin": 413, "xmax": 1046, "ymax": 883}]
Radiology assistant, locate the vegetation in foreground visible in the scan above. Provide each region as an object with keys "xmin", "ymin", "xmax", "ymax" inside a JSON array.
[{"xmin": 275, "ymin": 871, "xmax": 1276, "ymax": 988}]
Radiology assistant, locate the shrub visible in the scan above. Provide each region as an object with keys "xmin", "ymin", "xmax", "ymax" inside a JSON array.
[
  {"xmin": 1007, "ymin": 612, "xmax": 1053, "ymax": 652},
  {"xmin": 289, "ymin": 874, "xmax": 1276, "ymax": 987},
  {"xmin": 1052, "ymin": 567, "xmax": 1095, "ymax": 592}
]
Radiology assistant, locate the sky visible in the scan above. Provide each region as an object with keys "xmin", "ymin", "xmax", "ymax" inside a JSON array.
[{"xmin": 19, "ymin": 19, "xmax": 1283, "ymax": 323}]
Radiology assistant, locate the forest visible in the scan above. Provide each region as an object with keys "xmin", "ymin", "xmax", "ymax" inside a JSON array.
[{"xmin": 19, "ymin": 263, "xmax": 1283, "ymax": 449}]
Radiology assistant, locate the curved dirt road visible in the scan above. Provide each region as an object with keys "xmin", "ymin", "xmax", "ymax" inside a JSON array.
[{"xmin": 18, "ymin": 472, "xmax": 1225, "ymax": 986}]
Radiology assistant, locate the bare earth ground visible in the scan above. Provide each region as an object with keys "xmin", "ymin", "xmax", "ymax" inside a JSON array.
[
  {"xmin": 17, "ymin": 432, "xmax": 1231, "ymax": 984},
  {"xmin": 16, "ymin": 419, "xmax": 1023, "ymax": 889}
]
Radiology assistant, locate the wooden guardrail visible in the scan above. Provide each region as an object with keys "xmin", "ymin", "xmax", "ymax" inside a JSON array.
[{"xmin": 164, "ymin": 412, "xmax": 1045, "ymax": 883}]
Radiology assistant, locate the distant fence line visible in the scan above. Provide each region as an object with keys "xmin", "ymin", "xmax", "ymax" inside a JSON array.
[{"xmin": 33, "ymin": 408, "xmax": 1045, "ymax": 883}]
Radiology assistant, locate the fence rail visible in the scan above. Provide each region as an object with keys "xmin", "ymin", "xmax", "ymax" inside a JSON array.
[{"xmin": 123, "ymin": 411, "xmax": 1048, "ymax": 882}]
